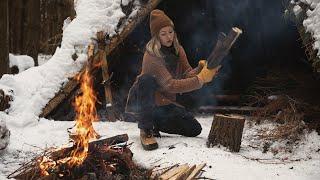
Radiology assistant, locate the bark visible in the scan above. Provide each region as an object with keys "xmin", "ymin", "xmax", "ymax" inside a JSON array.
[
  {"xmin": 0, "ymin": 0, "xmax": 10, "ymax": 78},
  {"xmin": 40, "ymin": 0, "xmax": 163, "ymax": 118},
  {"xmin": 207, "ymin": 114, "xmax": 245, "ymax": 152}
]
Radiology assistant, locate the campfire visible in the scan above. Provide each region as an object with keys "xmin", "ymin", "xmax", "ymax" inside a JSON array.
[{"xmin": 8, "ymin": 47, "xmax": 149, "ymax": 179}]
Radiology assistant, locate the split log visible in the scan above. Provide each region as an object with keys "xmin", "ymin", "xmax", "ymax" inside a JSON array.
[
  {"xmin": 51, "ymin": 134, "xmax": 129, "ymax": 160},
  {"xmin": 159, "ymin": 164, "xmax": 189, "ymax": 180},
  {"xmin": 199, "ymin": 106, "xmax": 260, "ymax": 115},
  {"xmin": 186, "ymin": 163, "xmax": 206, "ymax": 180},
  {"xmin": 40, "ymin": 0, "xmax": 163, "ymax": 118},
  {"xmin": 207, "ymin": 114, "xmax": 245, "ymax": 152}
]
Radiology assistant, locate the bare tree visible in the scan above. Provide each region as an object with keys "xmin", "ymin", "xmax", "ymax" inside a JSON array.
[{"xmin": 0, "ymin": 0, "xmax": 10, "ymax": 78}]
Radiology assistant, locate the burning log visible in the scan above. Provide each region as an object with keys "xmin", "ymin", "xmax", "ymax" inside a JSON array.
[
  {"xmin": 207, "ymin": 114, "xmax": 245, "ymax": 152},
  {"xmin": 40, "ymin": 0, "xmax": 163, "ymax": 118},
  {"xmin": 8, "ymin": 134, "xmax": 149, "ymax": 180},
  {"xmin": 52, "ymin": 134, "xmax": 129, "ymax": 160}
]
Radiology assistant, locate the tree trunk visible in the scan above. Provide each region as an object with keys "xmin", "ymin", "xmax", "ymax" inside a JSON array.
[
  {"xmin": 207, "ymin": 114, "xmax": 245, "ymax": 152},
  {"xmin": 9, "ymin": 0, "xmax": 24, "ymax": 54},
  {"xmin": 0, "ymin": 0, "xmax": 10, "ymax": 78},
  {"xmin": 23, "ymin": 0, "xmax": 40, "ymax": 66}
]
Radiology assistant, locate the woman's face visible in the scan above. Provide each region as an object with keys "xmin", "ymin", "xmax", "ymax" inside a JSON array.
[{"xmin": 159, "ymin": 26, "xmax": 174, "ymax": 47}]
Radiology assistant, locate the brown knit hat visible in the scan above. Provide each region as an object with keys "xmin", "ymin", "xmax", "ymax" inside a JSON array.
[{"xmin": 150, "ymin": 9, "xmax": 174, "ymax": 37}]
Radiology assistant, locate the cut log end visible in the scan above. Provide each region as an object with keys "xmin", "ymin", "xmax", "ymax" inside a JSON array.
[{"xmin": 207, "ymin": 114, "xmax": 245, "ymax": 152}]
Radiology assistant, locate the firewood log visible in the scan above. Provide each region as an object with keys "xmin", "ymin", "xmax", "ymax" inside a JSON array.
[
  {"xmin": 185, "ymin": 163, "xmax": 206, "ymax": 180},
  {"xmin": 51, "ymin": 134, "xmax": 129, "ymax": 160}
]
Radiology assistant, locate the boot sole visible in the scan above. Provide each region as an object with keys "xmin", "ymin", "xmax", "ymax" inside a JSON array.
[{"xmin": 141, "ymin": 141, "xmax": 158, "ymax": 151}]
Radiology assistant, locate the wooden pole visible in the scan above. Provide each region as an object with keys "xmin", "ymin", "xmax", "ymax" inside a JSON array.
[
  {"xmin": 0, "ymin": 0, "xmax": 10, "ymax": 78},
  {"xmin": 40, "ymin": 0, "xmax": 163, "ymax": 118}
]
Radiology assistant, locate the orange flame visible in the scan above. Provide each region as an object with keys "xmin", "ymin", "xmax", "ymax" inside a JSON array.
[{"xmin": 69, "ymin": 67, "xmax": 100, "ymax": 166}]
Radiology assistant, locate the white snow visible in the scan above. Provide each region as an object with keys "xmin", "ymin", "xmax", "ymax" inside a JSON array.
[
  {"xmin": 293, "ymin": 5, "xmax": 303, "ymax": 16},
  {"xmin": 0, "ymin": 117, "xmax": 319, "ymax": 179},
  {"xmin": 300, "ymin": 0, "xmax": 320, "ymax": 56},
  {"xmin": 0, "ymin": 0, "xmax": 319, "ymax": 179},
  {"xmin": 9, "ymin": 54, "xmax": 34, "ymax": 73}
]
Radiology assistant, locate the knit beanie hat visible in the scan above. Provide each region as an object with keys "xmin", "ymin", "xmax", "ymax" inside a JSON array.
[{"xmin": 150, "ymin": 9, "xmax": 174, "ymax": 37}]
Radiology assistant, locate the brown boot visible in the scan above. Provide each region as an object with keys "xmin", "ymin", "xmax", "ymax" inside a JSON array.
[{"xmin": 140, "ymin": 129, "xmax": 158, "ymax": 150}]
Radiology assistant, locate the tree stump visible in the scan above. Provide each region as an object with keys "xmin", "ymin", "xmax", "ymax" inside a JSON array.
[{"xmin": 207, "ymin": 114, "xmax": 245, "ymax": 152}]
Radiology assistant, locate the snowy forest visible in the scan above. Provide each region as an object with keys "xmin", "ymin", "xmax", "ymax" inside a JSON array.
[{"xmin": 0, "ymin": 0, "xmax": 320, "ymax": 179}]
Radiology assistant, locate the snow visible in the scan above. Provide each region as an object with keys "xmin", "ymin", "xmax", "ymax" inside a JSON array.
[
  {"xmin": 9, "ymin": 54, "xmax": 34, "ymax": 73},
  {"xmin": 299, "ymin": 0, "xmax": 320, "ymax": 56},
  {"xmin": 0, "ymin": 117, "xmax": 319, "ymax": 179},
  {"xmin": 293, "ymin": 5, "xmax": 303, "ymax": 16},
  {"xmin": 0, "ymin": 0, "xmax": 319, "ymax": 179}
]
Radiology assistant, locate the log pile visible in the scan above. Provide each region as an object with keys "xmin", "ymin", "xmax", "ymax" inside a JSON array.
[
  {"xmin": 207, "ymin": 114, "xmax": 245, "ymax": 152},
  {"xmin": 151, "ymin": 163, "xmax": 206, "ymax": 180},
  {"xmin": 8, "ymin": 134, "xmax": 150, "ymax": 180}
]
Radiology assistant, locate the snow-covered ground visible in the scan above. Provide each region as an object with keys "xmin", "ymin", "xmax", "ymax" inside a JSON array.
[
  {"xmin": 0, "ymin": 0, "xmax": 320, "ymax": 179},
  {"xmin": 0, "ymin": 116, "xmax": 319, "ymax": 180}
]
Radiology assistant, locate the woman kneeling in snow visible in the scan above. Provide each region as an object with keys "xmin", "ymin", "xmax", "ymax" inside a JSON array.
[{"xmin": 125, "ymin": 9, "xmax": 220, "ymax": 150}]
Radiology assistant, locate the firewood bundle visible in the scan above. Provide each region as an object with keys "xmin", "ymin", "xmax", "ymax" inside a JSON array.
[
  {"xmin": 151, "ymin": 163, "xmax": 206, "ymax": 180},
  {"xmin": 8, "ymin": 134, "xmax": 150, "ymax": 180}
]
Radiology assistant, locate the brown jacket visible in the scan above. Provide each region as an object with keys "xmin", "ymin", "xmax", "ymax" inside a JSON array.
[{"xmin": 139, "ymin": 45, "xmax": 203, "ymax": 107}]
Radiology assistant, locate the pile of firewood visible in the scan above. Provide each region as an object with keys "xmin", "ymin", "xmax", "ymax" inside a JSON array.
[
  {"xmin": 151, "ymin": 163, "xmax": 206, "ymax": 180},
  {"xmin": 8, "ymin": 134, "xmax": 150, "ymax": 180}
]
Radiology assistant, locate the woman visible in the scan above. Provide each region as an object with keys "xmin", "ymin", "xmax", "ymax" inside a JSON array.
[{"xmin": 125, "ymin": 9, "xmax": 220, "ymax": 150}]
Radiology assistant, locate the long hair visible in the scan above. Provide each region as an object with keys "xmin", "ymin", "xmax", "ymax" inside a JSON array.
[{"xmin": 146, "ymin": 31, "xmax": 181, "ymax": 57}]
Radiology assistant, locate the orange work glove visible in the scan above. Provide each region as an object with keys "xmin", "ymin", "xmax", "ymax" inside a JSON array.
[{"xmin": 196, "ymin": 62, "xmax": 221, "ymax": 84}]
